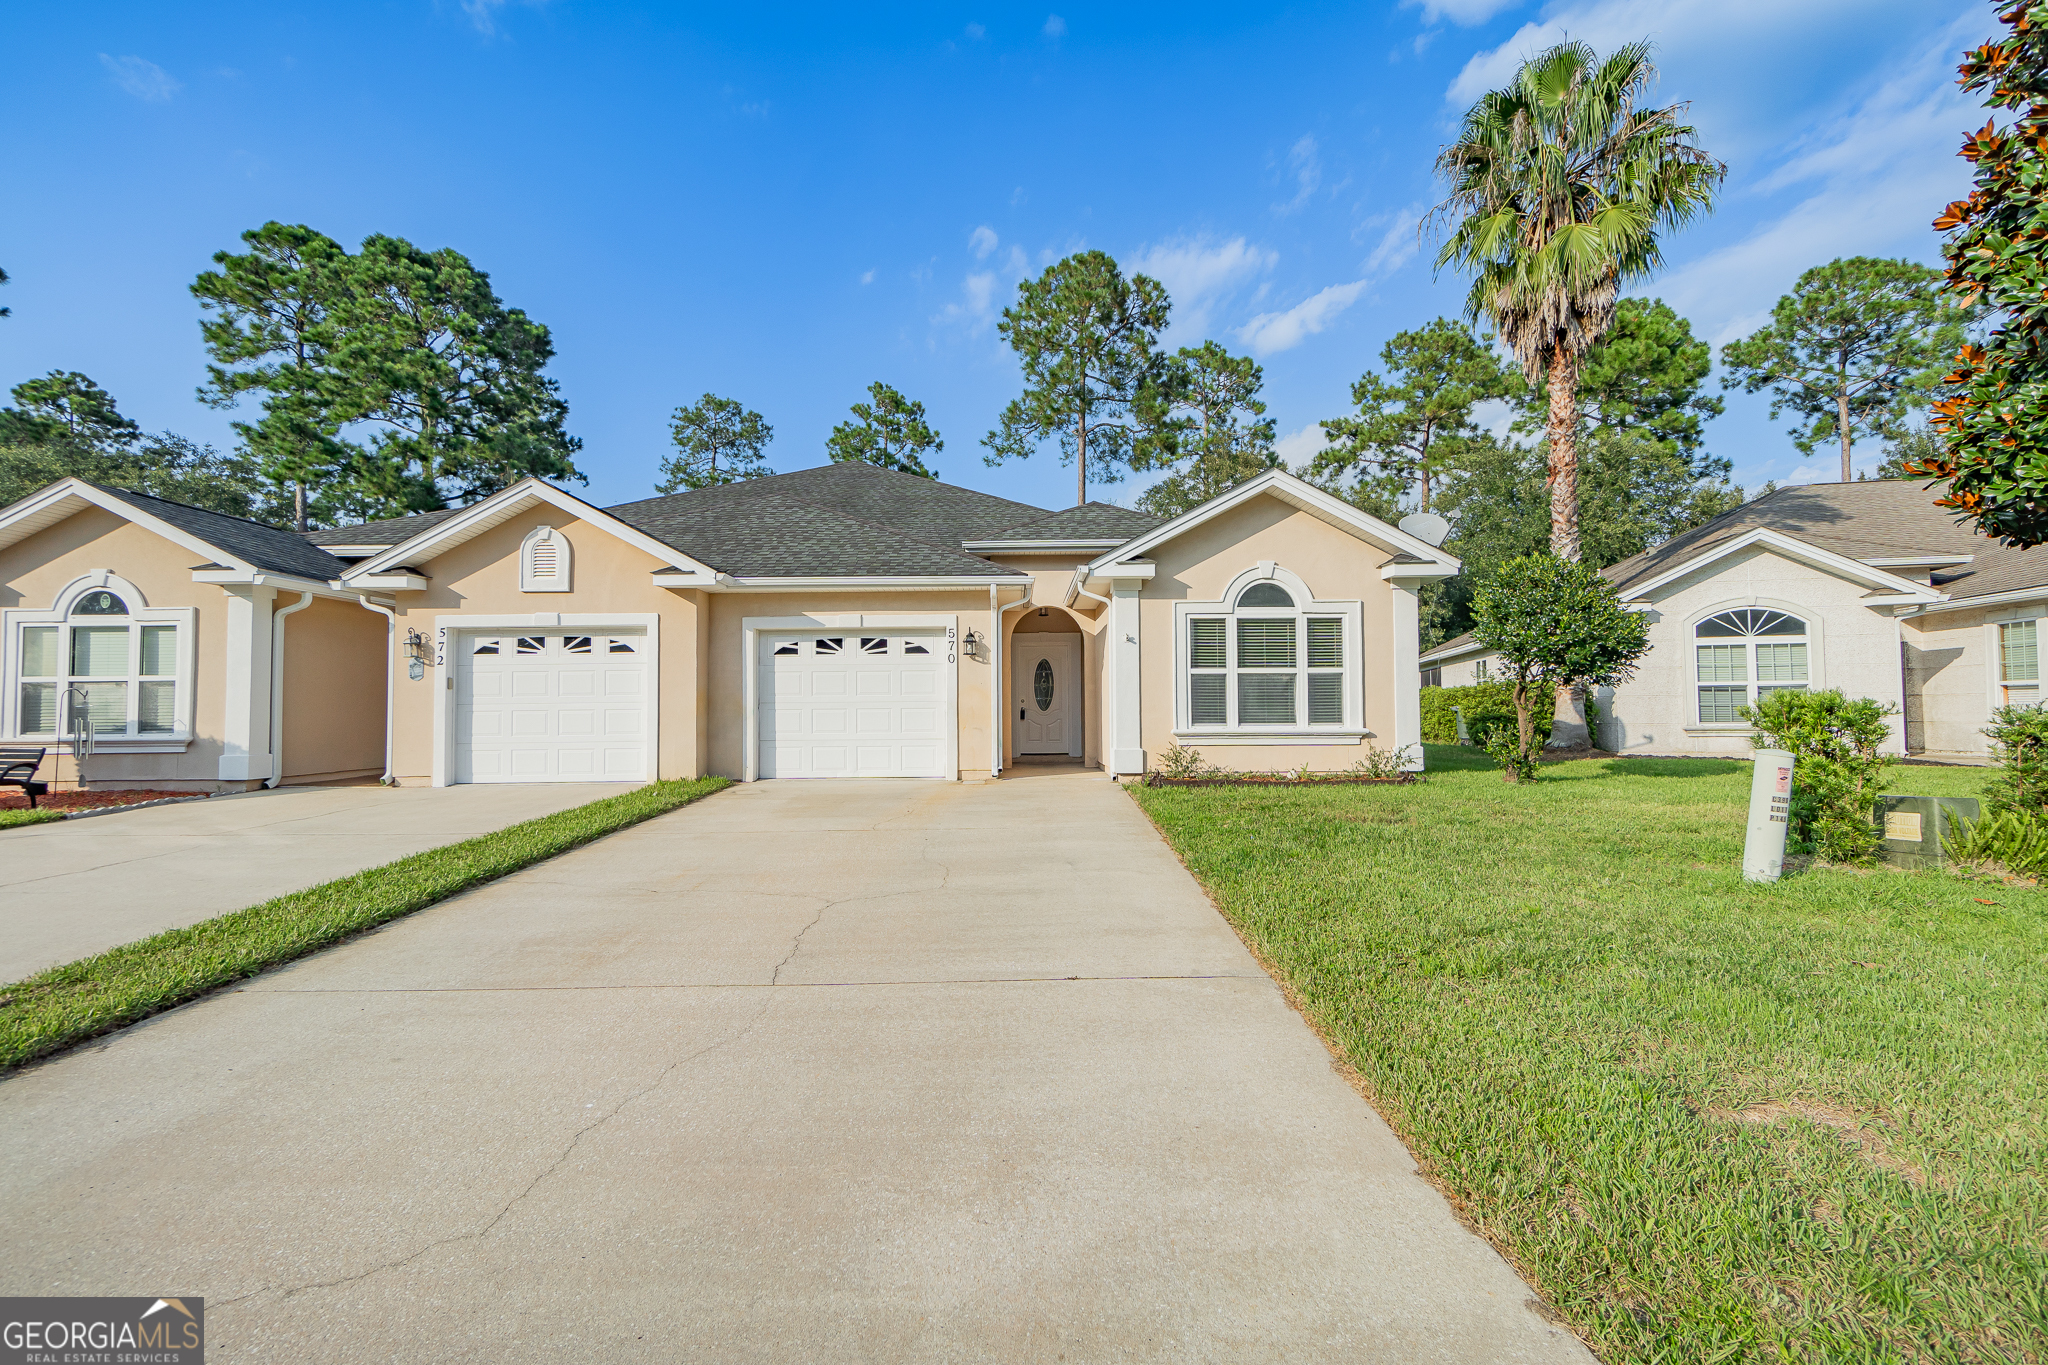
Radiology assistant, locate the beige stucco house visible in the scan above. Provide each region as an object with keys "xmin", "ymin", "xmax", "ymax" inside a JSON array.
[
  {"xmin": 1419, "ymin": 480, "xmax": 2042, "ymax": 760},
  {"xmin": 1, "ymin": 464, "xmax": 1457, "ymax": 791}
]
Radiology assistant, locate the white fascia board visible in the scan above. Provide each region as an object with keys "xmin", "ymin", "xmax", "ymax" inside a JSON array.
[
  {"xmin": 1919, "ymin": 586, "xmax": 2048, "ymax": 614},
  {"xmin": 311, "ymin": 545, "xmax": 391, "ymax": 557},
  {"xmin": 1861, "ymin": 554, "xmax": 1974, "ymax": 567},
  {"xmin": 1381, "ymin": 562, "xmax": 1459, "ymax": 582},
  {"xmin": 1083, "ymin": 468, "xmax": 1462, "ymax": 577},
  {"xmin": 189, "ymin": 566, "xmax": 352, "ymax": 596},
  {"xmin": 960, "ymin": 539, "xmax": 1125, "ymax": 553},
  {"xmin": 343, "ymin": 571, "xmax": 430, "ymax": 591},
  {"xmin": 650, "ymin": 568, "xmax": 721, "ymax": 587},
  {"xmin": 1420, "ymin": 639, "xmax": 1492, "ymax": 664},
  {"xmin": 0, "ymin": 478, "xmax": 260, "ymax": 573},
  {"xmin": 343, "ymin": 479, "xmax": 716, "ymax": 581},
  {"xmin": 714, "ymin": 575, "xmax": 1032, "ymax": 591},
  {"xmin": 1617, "ymin": 527, "xmax": 1941, "ymax": 604}
]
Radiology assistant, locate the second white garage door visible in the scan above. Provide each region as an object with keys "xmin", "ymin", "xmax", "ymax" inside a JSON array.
[
  {"xmin": 759, "ymin": 632, "xmax": 948, "ymax": 778},
  {"xmin": 455, "ymin": 632, "xmax": 648, "ymax": 782}
]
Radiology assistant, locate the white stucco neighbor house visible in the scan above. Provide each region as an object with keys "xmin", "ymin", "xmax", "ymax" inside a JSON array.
[{"xmin": 1418, "ymin": 480, "xmax": 2047, "ymax": 760}]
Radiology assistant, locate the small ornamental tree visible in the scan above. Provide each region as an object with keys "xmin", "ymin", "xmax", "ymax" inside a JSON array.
[
  {"xmin": 1469, "ymin": 555, "xmax": 1650, "ymax": 781},
  {"xmin": 1919, "ymin": 2, "xmax": 2048, "ymax": 545},
  {"xmin": 1982, "ymin": 702, "xmax": 2048, "ymax": 816}
]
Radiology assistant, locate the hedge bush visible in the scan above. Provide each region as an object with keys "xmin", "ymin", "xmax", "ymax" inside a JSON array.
[{"xmin": 1420, "ymin": 681, "xmax": 1553, "ymax": 750}]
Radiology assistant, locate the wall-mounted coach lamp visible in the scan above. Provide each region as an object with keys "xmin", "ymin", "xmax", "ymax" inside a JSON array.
[
  {"xmin": 404, "ymin": 629, "xmax": 430, "ymax": 680},
  {"xmin": 962, "ymin": 629, "xmax": 981, "ymax": 659}
]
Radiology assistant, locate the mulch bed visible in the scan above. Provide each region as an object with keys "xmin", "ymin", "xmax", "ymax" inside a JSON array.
[
  {"xmin": 0, "ymin": 789, "xmax": 207, "ymax": 812},
  {"xmin": 1143, "ymin": 774, "xmax": 1416, "ymax": 788}
]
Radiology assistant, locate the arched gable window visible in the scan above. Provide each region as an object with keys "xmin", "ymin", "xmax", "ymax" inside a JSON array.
[
  {"xmin": 1177, "ymin": 567, "xmax": 1360, "ymax": 733},
  {"xmin": 6, "ymin": 576, "xmax": 193, "ymax": 742},
  {"xmin": 1694, "ymin": 608, "xmax": 1808, "ymax": 724},
  {"xmin": 520, "ymin": 525, "xmax": 572, "ymax": 593}
]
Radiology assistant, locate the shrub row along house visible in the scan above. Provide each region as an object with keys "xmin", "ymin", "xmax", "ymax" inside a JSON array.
[
  {"xmin": 1421, "ymin": 481, "xmax": 2041, "ymax": 759},
  {"xmin": 0, "ymin": 464, "xmax": 1458, "ymax": 790}
]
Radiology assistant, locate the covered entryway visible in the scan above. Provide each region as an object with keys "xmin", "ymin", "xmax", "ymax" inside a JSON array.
[
  {"xmin": 454, "ymin": 631, "xmax": 648, "ymax": 782},
  {"xmin": 759, "ymin": 632, "xmax": 948, "ymax": 778}
]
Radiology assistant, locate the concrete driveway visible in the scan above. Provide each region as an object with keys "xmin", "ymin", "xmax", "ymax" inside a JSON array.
[
  {"xmin": 0, "ymin": 782, "xmax": 634, "ymax": 981},
  {"xmin": 0, "ymin": 772, "xmax": 1591, "ymax": 1363}
]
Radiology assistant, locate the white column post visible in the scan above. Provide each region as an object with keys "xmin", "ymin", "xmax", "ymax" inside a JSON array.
[
  {"xmin": 1109, "ymin": 578, "xmax": 1145, "ymax": 775},
  {"xmin": 219, "ymin": 585, "xmax": 277, "ymax": 782},
  {"xmin": 1388, "ymin": 577, "xmax": 1424, "ymax": 771}
]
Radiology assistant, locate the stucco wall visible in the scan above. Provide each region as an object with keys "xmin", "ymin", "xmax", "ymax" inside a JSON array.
[
  {"xmin": 381, "ymin": 507, "xmax": 706, "ymax": 784},
  {"xmin": 280, "ymin": 595, "xmax": 387, "ymax": 782},
  {"xmin": 1430, "ymin": 654, "xmax": 1493, "ymax": 688},
  {"xmin": 1903, "ymin": 600, "xmax": 2047, "ymax": 755},
  {"xmin": 0, "ymin": 508, "xmax": 234, "ymax": 790},
  {"xmin": 1136, "ymin": 493, "xmax": 1405, "ymax": 772},
  {"xmin": 1606, "ymin": 545, "xmax": 1909, "ymax": 756}
]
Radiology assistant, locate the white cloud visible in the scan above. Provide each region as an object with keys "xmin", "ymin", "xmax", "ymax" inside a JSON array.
[
  {"xmin": 1274, "ymin": 135, "xmax": 1321, "ymax": 215},
  {"xmin": 1129, "ymin": 235, "xmax": 1279, "ymax": 340},
  {"xmin": 970, "ymin": 225, "xmax": 999, "ymax": 260},
  {"xmin": 859, "ymin": 268, "xmax": 876, "ymax": 285},
  {"xmin": 1407, "ymin": 0, "xmax": 1524, "ymax": 25},
  {"xmin": 1239, "ymin": 279, "xmax": 1368, "ymax": 355},
  {"xmin": 1273, "ymin": 421, "xmax": 1331, "ymax": 467},
  {"xmin": 459, "ymin": 0, "xmax": 551, "ymax": 36},
  {"xmin": 1043, "ymin": 14, "xmax": 1066, "ymax": 38},
  {"xmin": 1363, "ymin": 207, "xmax": 1424, "ymax": 276},
  {"xmin": 965, "ymin": 22, "xmax": 986, "ymax": 39},
  {"xmin": 98, "ymin": 54, "xmax": 179, "ymax": 102}
]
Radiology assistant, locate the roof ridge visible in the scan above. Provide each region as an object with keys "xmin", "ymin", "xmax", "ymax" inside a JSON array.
[{"xmin": 742, "ymin": 491, "xmax": 1025, "ymax": 573}]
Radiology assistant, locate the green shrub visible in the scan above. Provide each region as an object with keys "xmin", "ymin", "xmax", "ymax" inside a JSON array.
[
  {"xmin": 1946, "ymin": 805, "xmax": 2048, "ymax": 876},
  {"xmin": 1982, "ymin": 703, "xmax": 2048, "ymax": 816},
  {"xmin": 1421, "ymin": 681, "xmax": 1552, "ymax": 750},
  {"xmin": 1739, "ymin": 689, "xmax": 1898, "ymax": 862}
]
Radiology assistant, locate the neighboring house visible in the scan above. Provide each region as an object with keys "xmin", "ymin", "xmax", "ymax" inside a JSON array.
[
  {"xmin": 0, "ymin": 464, "xmax": 1457, "ymax": 790},
  {"xmin": 1419, "ymin": 480, "xmax": 2043, "ymax": 759},
  {"xmin": 0, "ymin": 480, "xmax": 385, "ymax": 791}
]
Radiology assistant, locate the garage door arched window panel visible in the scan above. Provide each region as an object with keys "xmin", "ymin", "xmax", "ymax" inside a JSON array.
[
  {"xmin": 5, "ymin": 575, "xmax": 195, "ymax": 744},
  {"xmin": 1176, "ymin": 567, "xmax": 1363, "ymax": 736},
  {"xmin": 1694, "ymin": 608, "xmax": 1809, "ymax": 724}
]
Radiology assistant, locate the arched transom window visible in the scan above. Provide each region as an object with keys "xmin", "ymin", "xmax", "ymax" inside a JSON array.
[
  {"xmin": 8, "ymin": 581, "xmax": 191, "ymax": 741},
  {"xmin": 1181, "ymin": 576, "xmax": 1355, "ymax": 731},
  {"xmin": 1694, "ymin": 608, "xmax": 1808, "ymax": 724}
]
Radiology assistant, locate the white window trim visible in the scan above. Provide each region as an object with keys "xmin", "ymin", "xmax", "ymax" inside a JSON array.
[
  {"xmin": 1986, "ymin": 608, "xmax": 2045, "ymax": 714},
  {"xmin": 429, "ymin": 612, "xmax": 659, "ymax": 787},
  {"xmin": 519, "ymin": 524, "xmax": 572, "ymax": 593},
  {"xmin": 1172, "ymin": 564, "xmax": 1366, "ymax": 745},
  {"xmin": 1, "ymin": 572, "xmax": 197, "ymax": 752},
  {"xmin": 1684, "ymin": 599, "xmax": 1822, "ymax": 731},
  {"xmin": 741, "ymin": 613, "xmax": 960, "ymax": 782}
]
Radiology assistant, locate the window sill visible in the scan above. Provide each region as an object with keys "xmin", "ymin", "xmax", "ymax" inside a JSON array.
[
  {"xmin": 1173, "ymin": 729, "xmax": 1368, "ymax": 746},
  {"xmin": 1681, "ymin": 726, "xmax": 1753, "ymax": 736},
  {"xmin": 6, "ymin": 736, "xmax": 193, "ymax": 753}
]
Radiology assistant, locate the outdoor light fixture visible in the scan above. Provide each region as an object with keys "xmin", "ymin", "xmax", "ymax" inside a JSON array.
[
  {"xmin": 404, "ymin": 629, "xmax": 430, "ymax": 680},
  {"xmin": 962, "ymin": 629, "xmax": 981, "ymax": 659}
]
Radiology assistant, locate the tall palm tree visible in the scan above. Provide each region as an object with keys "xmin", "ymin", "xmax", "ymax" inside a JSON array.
[{"xmin": 1432, "ymin": 40, "xmax": 1723, "ymax": 564}]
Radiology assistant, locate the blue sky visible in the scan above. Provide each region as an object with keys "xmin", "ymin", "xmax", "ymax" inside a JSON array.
[{"xmin": 0, "ymin": 0, "xmax": 1987, "ymax": 518}]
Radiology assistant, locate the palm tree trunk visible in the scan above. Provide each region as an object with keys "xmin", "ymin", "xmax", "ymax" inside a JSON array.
[
  {"xmin": 1546, "ymin": 350, "xmax": 1581, "ymax": 562},
  {"xmin": 1545, "ymin": 347, "xmax": 1591, "ymax": 750}
]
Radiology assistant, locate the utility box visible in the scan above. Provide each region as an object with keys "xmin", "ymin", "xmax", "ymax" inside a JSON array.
[{"xmin": 1873, "ymin": 795, "xmax": 1980, "ymax": 869}]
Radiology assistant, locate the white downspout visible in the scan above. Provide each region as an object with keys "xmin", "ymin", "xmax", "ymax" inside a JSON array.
[
  {"xmin": 264, "ymin": 591, "xmax": 316, "ymax": 788},
  {"xmin": 356, "ymin": 594, "xmax": 397, "ymax": 785}
]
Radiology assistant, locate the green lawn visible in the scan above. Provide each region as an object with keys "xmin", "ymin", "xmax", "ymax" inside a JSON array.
[
  {"xmin": 1133, "ymin": 747, "xmax": 2047, "ymax": 1364},
  {"xmin": 0, "ymin": 808, "xmax": 62, "ymax": 829},
  {"xmin": 0, "ymin": 776, "xmax": 730, "ymax": 1072}
]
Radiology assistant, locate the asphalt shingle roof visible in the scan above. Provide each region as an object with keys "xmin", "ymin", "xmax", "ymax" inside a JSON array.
[
  {"xmin": 92, "ymin": 484, "xmax": 353, "ymax": 581},
  {"xmin": 301, "ymin": 508, "xmax": 465, "ymax": 547},
  {"xmin": 1424, "ymin": 479, "xmax": 2048, "ymax": 659},
  {"xmin": 983, "ymin": 502, "xmax": 1163, "ymax": 541}
]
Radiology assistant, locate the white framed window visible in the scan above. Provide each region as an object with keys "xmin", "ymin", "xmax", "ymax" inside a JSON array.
[
  {"xmin": 3, "ymin": 575, "xmax": 196, "ymax": 747},
  {"xmin": 1999, "ymin": 618, "xmax": 2039, "ymax": 707},
  {"xmin": 1694, "ymin": 608, "xmax": 1809, "ymax": 724},
  {"xmin": 1174, "ymin": 566, "xmax": 1363, "ymax": 738},
  {"xmin": 520, "ymin": 524, "xmax": 572, "ymax": 592}
]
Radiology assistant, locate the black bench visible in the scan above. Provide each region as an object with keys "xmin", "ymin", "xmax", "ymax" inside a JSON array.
[{"xmin": 0, "ymin": 747, "xmax": 49, "ymax": 809}]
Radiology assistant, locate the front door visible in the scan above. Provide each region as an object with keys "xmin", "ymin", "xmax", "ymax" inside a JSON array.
[{"xmin": 1013, "ymin": 635, "xmax": 1079, "ymax": 756}]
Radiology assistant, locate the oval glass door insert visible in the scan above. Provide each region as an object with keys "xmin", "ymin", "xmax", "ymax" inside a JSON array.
[{"xmin": 1033, "ymin": 658, "xmax": 1055, "ymax": 710}]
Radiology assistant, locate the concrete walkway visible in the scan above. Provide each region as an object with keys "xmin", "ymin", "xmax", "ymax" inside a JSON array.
[
  {"xmin": 0, "ymin": 772, "xmax": 1591, "ymax": 1363},
  {"xmin": 0, "ymin": 783, "xmax": 633, "ymax": 980}
]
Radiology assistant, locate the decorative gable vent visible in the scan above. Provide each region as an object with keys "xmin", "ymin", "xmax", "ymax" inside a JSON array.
[{"xmin": 520, "ymin": 524, "xmax": 572, "ymax": 593}]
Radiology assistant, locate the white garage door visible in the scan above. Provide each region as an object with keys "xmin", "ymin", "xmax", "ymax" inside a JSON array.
[
  {"xmin": 760, "ymin": 633, "xmax": 947, "ymax": 778},
  {"xmin": 455, "ymin": 632, "xmax": 648, "ymax": 783}
]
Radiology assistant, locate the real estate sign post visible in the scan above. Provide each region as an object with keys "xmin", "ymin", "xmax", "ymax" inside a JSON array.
[{"xmin": 1743, "ymin": 749, "xmax": 1795, "ymax": 883}]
